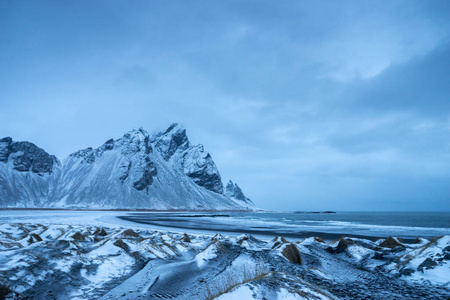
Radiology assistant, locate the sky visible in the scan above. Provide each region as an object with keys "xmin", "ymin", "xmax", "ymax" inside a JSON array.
[{"xmin": 1, "ymin": 0, "xmax": 449, "ymax": 211}]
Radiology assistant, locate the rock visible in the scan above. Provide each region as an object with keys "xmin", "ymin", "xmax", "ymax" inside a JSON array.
[
  {"xmin": 118, "ymin": 160, "xmax": 131, "ymax": 183},
  {"xmin": 282, "ymin": 243, "xmax": 302, "ymax": 264},
  {"xmin": 0, "ymin": 138, "xmax": 57, "ymax": 175},
  {"xmin": 70, "ymin": 147, "xmax": 96, "ymax": 164},
  {"xmin": 0, "ymin": 137, "xmax": 12, "ymax": 162},
  {"xmin": 154, "ymin": 123, "xmax": 190, "ymax": 160},
  {"xmin": 101, "ymin": 138, "xmax": 115, "ymax": 151},
  {"xmin": 181, "ymin": 145, "xmax": 223, "ymax": 194},
  {"xmin": 132, "ymin": 157, "xmax": 157, "ymax": 191}
]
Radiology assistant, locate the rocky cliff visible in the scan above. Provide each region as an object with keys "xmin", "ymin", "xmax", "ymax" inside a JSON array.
[{"xmin": 0, "ymin": 124, "xmax": 254, "ymax": 210}]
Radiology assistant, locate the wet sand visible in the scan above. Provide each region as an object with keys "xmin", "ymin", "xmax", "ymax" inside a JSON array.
[{"xmin": 118, "ymin": 215, "xmax": 417, "ymax": 243}]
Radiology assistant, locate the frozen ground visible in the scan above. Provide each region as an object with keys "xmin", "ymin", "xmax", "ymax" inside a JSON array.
[{"xmin": 0, "ymin": 210, "xmax": 449, "ymax": 299}]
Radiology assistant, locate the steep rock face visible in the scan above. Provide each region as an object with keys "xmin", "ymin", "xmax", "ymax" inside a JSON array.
[
  {"xmin": 0, "ymin": 124, "xmax": 254, "ymax": 210},
  {"xmin": 0, "ymin": 137, "xmax": 60, "ymax": 207},
  {"xmin": 153, "ymin": 123, "xmax": 190, "ymax": 161},
  {"xmin": 0, "ymin": 137, "xmax": 12, "ymax": 162},
  {"xmin": 152, "ymin": 124, "xmax": 224, "ymax": 194},
  {"xmin": 0, "ymin": 137, "xmax": 57, "ymax": 175},
  {"xmin": 180, "ymin": 145, "xmax": 223, "ymax": 194},
  {"xmin": 225, "ymin": 180, "xmax": 253, "ymax": 205}
]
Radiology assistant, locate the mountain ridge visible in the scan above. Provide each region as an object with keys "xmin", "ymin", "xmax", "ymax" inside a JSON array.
[{"xmin": 0, "ymin": 124, "xmax": 254, "ymax": 210}]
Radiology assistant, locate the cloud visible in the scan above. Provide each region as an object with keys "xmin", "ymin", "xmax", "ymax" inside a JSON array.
[{"xmin": 1, "ymin": 0, "xmax": 449, "ymax": 210}]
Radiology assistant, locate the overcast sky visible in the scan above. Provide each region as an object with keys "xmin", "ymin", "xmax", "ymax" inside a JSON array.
[{"xmin": 1, "ymin": 1, "xmax": 449, "ymax": 211}]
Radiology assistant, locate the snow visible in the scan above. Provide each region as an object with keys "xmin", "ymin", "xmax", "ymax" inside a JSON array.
[
  {"xmin": 409, "ymin": 261, "xmax": 450, "ymax": 287},
  {"xmin": 0, "ymin": 212, "xmax": 449, "ymax": 299},
  {"xmin": 87, "ymin": 240, "xmax": 123, "ymax": 257},
  {"xmin": 215, "ymin": 285, "xmax": 254, "ymax": 300},
  {"xmin": 346, "ymin": 244, "xmax": 373, "ymax": 261},
  {"xmin": 277, "ymin": 288, "xmax": 307, "ymax": 299},
  {"xmin": 195, "ymin": 242, "xmax": 218, "ymax": 267}
]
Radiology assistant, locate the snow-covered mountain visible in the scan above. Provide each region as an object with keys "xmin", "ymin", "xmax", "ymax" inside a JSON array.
[
  {"xmin": 0, "ymin": 124, "xmax": 254, "ymax": 210},
  {"xmin": 225, "ymin": 180, "xmax": 254, "ymax": 206}
]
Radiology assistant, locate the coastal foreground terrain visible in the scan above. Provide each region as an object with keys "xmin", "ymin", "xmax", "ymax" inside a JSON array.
[{"xmin": 0, "ymin": 211, "xmax": 449, "ymax": 299}]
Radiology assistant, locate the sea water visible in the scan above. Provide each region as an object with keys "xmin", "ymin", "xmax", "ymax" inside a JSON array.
[{"xmin": 120, "ymin": 211, "xmax": 450, "ymax": 240}]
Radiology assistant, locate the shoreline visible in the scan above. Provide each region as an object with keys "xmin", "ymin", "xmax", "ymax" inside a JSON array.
[
  {"xmin": 0, "ymin": 209, "xmax": 446, "ymax": 242},
  {"xmin": 0, "ymin": 207, "xmax": 256, "ymax": 212},
  {"xmin": 117, "ymin": 215, "xmax": 422, "ymax": 243}
]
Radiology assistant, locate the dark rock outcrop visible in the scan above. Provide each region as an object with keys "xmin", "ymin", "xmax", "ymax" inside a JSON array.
[
  {"xmin": 181, "ymin": 145, "xmax": 223, "ymax": 194},
  {"xmin": 132, "ymin": 158, "xmax": 157, "ymax": 191},
  {"xmin": 0, "ymin": 137, "xmax": 12, "ymax": 162},
  {"xmin": 0, "ymin": 137, "xmax": 57, "ymax": 175}
]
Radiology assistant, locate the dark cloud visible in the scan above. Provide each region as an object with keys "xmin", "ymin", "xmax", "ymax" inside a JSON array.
[{"xmin": 347, "ymin": 44, "xmax": 450, "ymax": 115}]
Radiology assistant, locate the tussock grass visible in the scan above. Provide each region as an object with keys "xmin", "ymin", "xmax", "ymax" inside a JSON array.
[
  {"xmin": 282, "ymin": 243, "xmax": 302, "ymax": 264},
  {"xmin": 379, "ymin": 236, "xmax": 404, "ymax": 248},
  {"xmin": 204, "ymin": 261, "xmax": 268, "ymax": 300}
]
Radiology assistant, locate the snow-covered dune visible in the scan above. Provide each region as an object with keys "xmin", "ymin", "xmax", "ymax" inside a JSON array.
[{"xmin": 0, "ymin": 219, "xmax": 448, "ymax": 299}]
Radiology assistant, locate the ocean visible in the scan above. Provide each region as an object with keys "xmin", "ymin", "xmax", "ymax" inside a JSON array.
[{"xmin": 119, "ymin": 211, "xmax": 450, "ymax": 241}]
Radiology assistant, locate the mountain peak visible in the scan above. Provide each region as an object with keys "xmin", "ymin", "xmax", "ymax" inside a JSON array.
[
  {"xmin": 0, "ymin": 138, "xmax": 57, "ymax": 175},
  {"xmin": 155, "ymin": 123, "xmax": 190, "ymax": 160},
  {"xmin": 225, "ymin": 180, "xmax": 253, "ymax": 204},
  {"xmin": 164, "ymin": 123, "xmax": 185, "ymax": 134},
  {"xmin": 0, "ymin": 137, "xmax": 12, "ymax": 144},
  {"xmin": 124, "ymin": 127, "xmax": 149, "ymax": 141}
]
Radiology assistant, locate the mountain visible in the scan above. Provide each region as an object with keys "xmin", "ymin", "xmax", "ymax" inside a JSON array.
[
  {"xmin": 0, "ymin": 124, "xmax": 255, "ymax": 210},
  {"xmin": 225, "ymin": 180, "xmax": 254, "ymax": 206},
  {"xmin": 0, "ymin": 137, "xmax": 60, "ymax": 207}
]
